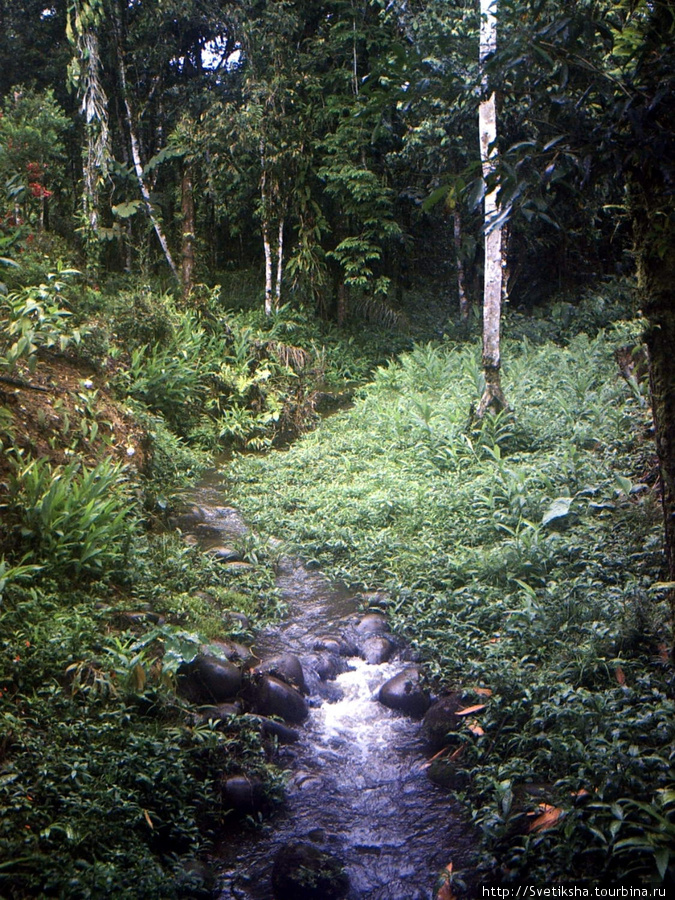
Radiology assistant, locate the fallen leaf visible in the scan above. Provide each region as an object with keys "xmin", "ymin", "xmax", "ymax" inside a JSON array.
[
  {"xmin": 466, "ymin": 720, "xmax": 485, "ymax": 736},
  {"xmin": 658, "ymin": 643, "xmax": 670, "ymax": 663},
  {"xmin": 471, "ymin": 687, "xmax": 493, "ymax": 697},
  {"xmin": 436, "ymin": 863, "xmax": 455, "ymax": 900},
  {"xmin": 456, "ymin": 704, "xmax": 487, "ymax": 716},
  {"xmin": 615, "ymin": 666, "xmax": 626, "ymax": 685},
  {"xmin": 143, "ymin": 809, "xmax": 154, "ymax": 830},
  {"xmin": 420, "ymin": 746, "xmax": 452, "ymax": 769},
  {"xmin": 528, "ymin": 804, "xmax": 563, "ymax": 833}
]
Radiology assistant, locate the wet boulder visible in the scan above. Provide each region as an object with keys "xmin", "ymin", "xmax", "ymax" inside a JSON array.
[
  {"xmin": 378, "ymin": 666, "xmax": 430, "ymax": 717},
  {"xmin": 310, "ymin": 653, "xmax": 350, "ymax": 681},
  {"xmin": 202, "ymin": 639, "xmax": 257, "ymax": 668},
  {"xmin": 193, "ymin": 702, "xmax": 240, "ymax": 725},
  {"xmin": 256, "ymin": 715, "xmax": 300, "ymax": 743},
  {"xmin": 251, "ymin": 674, "xmax": 309, "ymax": 724},
  {"xmin": 313, "ymin": 634, "xmax": 357, "ymax": 657},
  {"xmin": 221, "ymin": 609, "xmax": 251, "ymax": 630},
  {"xmin": 206, "ymin": 545, "xmax": 242, "ymax": 563},
  {"xmin": 169, "ymin": 505, "xmax": 206, "ymax": 531},
  {"xmin": 356, "ymin": 612, "xmax": 389, "ymax": 635},
  {"xmin": 272, "ymin": 842, "xmax": 349, "ymax": 900},
  {"xmin": 421, "ymin": 693, "xmax": 463, "ymax": 752},
  {"xmin": 426, "ymin": 760, "xmax": 471, "ymax": 792},
  {"xmin": 361, "ymin": 634, "xmax": 395, "ymax": 665},
  {"xmin": 222, "ymin": 774, "xmax": 266, "ymax": 814},
  {"xmin": 253, "ymin": 653, "xmax": 307, "ymax": 694},
  {"xmin": 179, "ymin": 655, "xmax": 242, "ymax": 704}
]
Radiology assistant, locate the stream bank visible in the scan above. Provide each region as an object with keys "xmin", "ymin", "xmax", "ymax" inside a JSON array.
[{"xmin": 178, "ymin": 477, "xmax": 477, "ymax": 900}]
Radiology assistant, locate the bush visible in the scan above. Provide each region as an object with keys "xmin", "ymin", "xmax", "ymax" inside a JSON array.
[{"xmin": 5, "ymin": 456, "xmax": 133, "ymax": 581}]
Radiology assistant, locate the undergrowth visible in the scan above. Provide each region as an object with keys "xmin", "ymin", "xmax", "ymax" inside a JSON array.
[{"xmin": 226, "ymin": 320, "xmax": 674, "ymax": 887}]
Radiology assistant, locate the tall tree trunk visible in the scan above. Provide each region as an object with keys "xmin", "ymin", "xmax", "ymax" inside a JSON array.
[
  {"xmin": 275, "ymin": 217, "xmax": 285, "ymax": 307},
  {"xmin": 640, "ymin": 215, "xmax": 675, "ymax": 647},
  {"xmin": 642, "ymin": 260, "xmax": 675, "ymax": 617},
  {"xmin": 114, "ymin": 4, "xmax": 179, "ymax": 283},
  {"xmin": 477, "ymin": 0, "xmax": 507, "ymax": 418},
  {"xmin": 454, "ymin": 209, "xmax": 469, "ymax": 319},
  {"xmin": 68, "ymin": 4, "xmax": 110, "ymax": 250},
  {"xmin": 262, "ymin": 203, "xmax": 274, "ymax": 316},
  {"xmin": 181, "ymin": 163, "xmax": 196, "ymax": 300},
  {"xmin": 627, "ymin": 1, "xmax": 675, "ymax": 648}
]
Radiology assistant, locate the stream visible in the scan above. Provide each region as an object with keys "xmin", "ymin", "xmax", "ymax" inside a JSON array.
[{"xmin": 184, "ymin": 470, "xmax": 475, "ymax": 900}]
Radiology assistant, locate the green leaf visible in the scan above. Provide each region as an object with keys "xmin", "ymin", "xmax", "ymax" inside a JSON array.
[
  {"xmin": 142, "ymin": 145, "xmax": 183, "ymax": 177},
  {"xmin": 654, "ymin": 848, "xmax": 670, "ymax": 881},
  {"xmin": 614, "ymin": 474, "xmax": 633, "ymax": 495},
  {"xmin": 112, "ymin": 199, "xmax": 143, "ymax": 219},
  {"xmin": 422, "ymin": 184, "xmax": 450, "ymax": 213}
]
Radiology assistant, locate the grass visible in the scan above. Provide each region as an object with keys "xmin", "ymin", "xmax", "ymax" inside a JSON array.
[{"xmin": 224, "ymin": 321, "xmax": 674, "ymax": 887}]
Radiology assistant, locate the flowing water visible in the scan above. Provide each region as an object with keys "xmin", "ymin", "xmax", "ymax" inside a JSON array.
[{"xmin": 186, "ymin": 473, "xmax": 475, "ymax": 899}]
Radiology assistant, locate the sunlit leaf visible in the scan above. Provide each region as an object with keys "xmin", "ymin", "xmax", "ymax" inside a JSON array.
[
  {"xmin": 528, "ymin": 804, "xmax": 564, "ymax": 832},
  {"xmin": 456, "ymin": 704, "xmax": 487, "ymax": 716}
]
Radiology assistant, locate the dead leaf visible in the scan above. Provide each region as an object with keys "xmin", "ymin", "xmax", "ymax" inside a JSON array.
[
  {"xmin": 420, "ymin": 746, "xmax": 452, "ymax": 769},
  {"xmin": 143, "ymin": 809, "xmax": 154, "ymax": 829},
  {"xmin": 658, "ymin": 643, "xmax": 670, "ymax": 663},
  {"xmin": 466, "ymin": 720, "xmax": 485, "ymax": 736},
  {"xmin": 471, "ymin": 687, "xmax": 493, "ymax": 697},
  {"xmin": 436, "ymin": 863, "xmax": 455, "ymax": 900},
  {"xmin": 456, "ymin": 704, "xmax": 487, "ymax": 716},
  {"xmin": 448, "ymin": 746, "xmax": 465, "ymax": 762},
  {"xmin": 527, "ymin": 804, "xmax": 563, "ymax": 833},
  {"xmin": 615, "ymin": 666, "xmax": 626, "ymax": 685}
]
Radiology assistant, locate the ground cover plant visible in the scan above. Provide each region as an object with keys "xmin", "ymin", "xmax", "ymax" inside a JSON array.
[
  {"xmin": 224, "ymin": 308, "xmax": 674, "ymax": 888},
  {"xmin": 0, "ymin": 252, "xmax": 416, "ymax": 898}
]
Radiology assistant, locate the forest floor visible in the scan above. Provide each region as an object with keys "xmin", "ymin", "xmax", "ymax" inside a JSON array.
[
  {"xmin": 1, "ymin": 273, "xmax": 673, "ymax": 896},
  {"xmin": 221, "ymin": 311, "xmax": 674, "ymax": 889}
]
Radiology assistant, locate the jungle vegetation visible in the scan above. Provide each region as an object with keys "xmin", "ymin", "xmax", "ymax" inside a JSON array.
[{"xmin": 0, "ymin": 0, "xmax": 673, "ymax": 896}]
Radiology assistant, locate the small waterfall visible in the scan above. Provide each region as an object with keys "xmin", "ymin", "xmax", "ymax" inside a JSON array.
[{"xmin": 183, "ymin": 479, "xmax": 474, "ymax": 899}]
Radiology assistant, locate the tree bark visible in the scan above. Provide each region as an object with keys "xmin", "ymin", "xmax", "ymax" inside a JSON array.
[
  {"xmin": 275, "ymin": 217, "xmax": 285, "ymax": 307},
  {"xmin": 641, "ymin": 244, "xmax": 675, "ymax": 640},
  {"xmin": 627, "ymin": 1, "xmax": 675, "ymax": 647},
  {"xmin": 181, "ymin": 163, "xmax": 196, "ymax": 300},
  {"xmin": 114, "ymin": 4, "xmax": 179, "ymax": 283},
  {"xmin": 261, "ymin": 166, "xmax": 274, "ymax": 315},
  {"xmin": 477, "ymin": 0, "xmax": 507, "ymax": 418},
  {"xmin": 454, "ymin": 209, "xmax": 469, "ymax": 319}
]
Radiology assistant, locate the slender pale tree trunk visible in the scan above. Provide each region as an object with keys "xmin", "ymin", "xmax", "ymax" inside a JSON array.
[
  {"xmin": 260, "ymin": 144, "xmax": 275, "ymax": 316},
  {"xmin": 477, "ymin": 0, "xmax": 507, "ymax": 417},
  {"xmin": 114, "ymin": 5, "xmax": 179, "ymax": 283},
  {"xmin": 275, "ymin": 217, "xmax": 285, "ymax": 307},
  {"xmin": 454, "ymin": 209, "xmax": 469, "ymax": 319},
  {"xmin": 263, "ymin": 222, "xmax": 274, "ymax": 315},
  {"xmin": 181, "ymin": 163, "xmax": 196, "ymax": 300}
]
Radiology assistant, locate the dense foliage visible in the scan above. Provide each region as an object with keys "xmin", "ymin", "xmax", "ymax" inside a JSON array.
[
  {"xmin": 0, "ymin": 0, "xmax": 673, "ymax": 896},
  {"xmin": 226, "ymin": 299, "xmax": 674, "ymax": 887}
]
